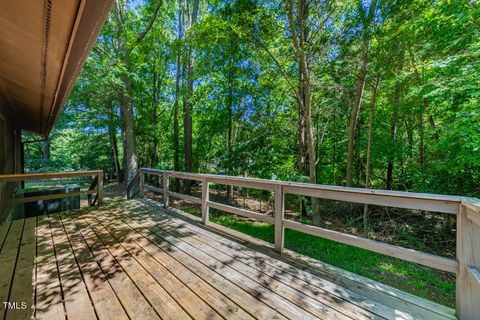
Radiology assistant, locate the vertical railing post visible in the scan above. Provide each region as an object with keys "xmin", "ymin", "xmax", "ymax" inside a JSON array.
[
  {"xmin": 139, "ymin": 170, "xmax": 145, "ymax": 197},
  {"xmin": 201, "ymin": 178, "xmax": 209, "ymax": 225},
  {"xmin": 88, "ymin": 175, "xmax": 94, "ymax": 207},
  {"xmin": 456, "ymin": 201, "xmax": 480, "ymax": 319},
  {"xmin": 163, "ymin": 172, "xmax": 169, "ymax": 208},
  {"xmin": 97, "ymin": 171, "xmax": 104, "ymax": 206},
  {"xmin": 274, "ymin": 185, "xmax": 285, "ymax": 253}
]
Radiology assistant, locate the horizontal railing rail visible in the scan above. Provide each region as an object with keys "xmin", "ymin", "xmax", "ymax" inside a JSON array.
[
  {"xmin": 139, "ymin": 167, "xmax": 480, "ymax": 318},
  {"xmin": 0, "ymin": 170, "xmax": 104, "ymax": 207}
]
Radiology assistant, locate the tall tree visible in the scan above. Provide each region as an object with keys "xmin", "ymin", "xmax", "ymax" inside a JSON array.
[
  {"xmin": 285, "ymin": 0, "xmax": 320, "ymax": 223},
  {"xmin": 107, "ymin": 104, "xmax": 123, "ymax": 182},
  {"xmin": 111, "ymin": 0, "xmax": 162, "ymax": 183},
  {"xmin": 173, "ymin": 0, "xmax": 183, "ymax": 192},
  {"xmin": 363, "ymin": 74, "xmax": 380, "ymax": 233},
  {"xmin": 386, "ymin": 51, "xmax": 404, "ymax": 189},
  {"xmin": 183, "ymin": 0, "xmax": 200, "ymax": 194},
  {"xmin": 346, "ymin": 0, "xmax": 378, "ymax": 187}
]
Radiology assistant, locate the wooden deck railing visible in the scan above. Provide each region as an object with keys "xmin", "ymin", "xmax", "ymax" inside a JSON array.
[
  {"xmin": 139, "ymin": 167, "xmax": 480, "ymax": 319},
  {"xmin": 0, "ymin": 170, "xmax": 104, "ymax": 207}
]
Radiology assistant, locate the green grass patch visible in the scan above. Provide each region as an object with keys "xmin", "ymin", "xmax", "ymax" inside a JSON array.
[{"xmin": 182, "ymin": 207, "xmax": 455, "ymax": 307}]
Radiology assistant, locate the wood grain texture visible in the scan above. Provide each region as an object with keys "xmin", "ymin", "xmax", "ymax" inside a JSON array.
[
  {"xmin": 283, "ymin": 219, "xmax": 458, "ymax": 273},
  {"xmin": 58, "ymin": 213, "xmax": 129, "ymax": 320},
  {"xmin": 142, "ymin": 197, "xmax": 457, "ymax": 320},
  {"xmin": 0, "ymin": 198, "xmax": 464, "ymax": 320},
  {"xmin": 0, "ymin": 171, "xmax": 102, "ymax": 182},
  {"xmin": 0, "ymin": 219, "xmax": 25, "ymax": 320},
  {"xmin": 456, "ymin": 203, "xmax": 480, "ymax": 319},
  {"xmin": 6, "ymin": 217, "xmax": 36, "ymax": 320},
  {"xmin": 35, "ymin": 215, "xmax": 66, "ymax": 320}
]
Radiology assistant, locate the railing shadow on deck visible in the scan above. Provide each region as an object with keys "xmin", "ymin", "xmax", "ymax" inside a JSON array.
[
  {"xmin": 1, "ymin": 201, "xmax": 205, "ymax": 319},
  {"xmin": 122, "ymin": 199, "xmax": 384, "ymax": 319},
  {"xmin": 138, "ymin": 167, "xmax": 480, "ymax": 320}
]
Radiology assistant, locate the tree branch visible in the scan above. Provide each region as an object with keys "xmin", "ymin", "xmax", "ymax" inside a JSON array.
[
  {"xmin": 250, "ymin": 35, "xmax": 303, "ymax": 105},
  {"xmin": 127, "ymin": 0, "xmax": 163, "ymax": 55}
]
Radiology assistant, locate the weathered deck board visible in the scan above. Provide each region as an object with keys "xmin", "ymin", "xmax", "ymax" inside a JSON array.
[
  {"xmin": 65, "ymin": 211, "xmax": 160, "ymax": 320},
  {"xmin": 88, "ymin": 207, "xmax": 257, "ymax": 320},
  {"xmin": 111, "ymin": 214, "xmax": 325, "ymax": 319},
  {"xmin": 0, "ymin": 198, "xmax": 457, "ymax": 320},
  {"xmin": 35, "ymin": 215, "xmax": 66, "ymax": 320},
  {"xmin": 110, "ymin": 202, "xmax": 359, "ymax": 320},
  {"xmin": 48, "ymin": 214, "xmax": 97, "ymax": 320},
  {"xmin": 82, "ymin": 209, "xmax": 232, "ymax": 320},
  {"xmin": 140, "ymin": 199, "xmax": 452, "ymax": 320},
  {"xmin": 103, "ymin": 206, "xmax": 288, "ymax": 320},
  {"xmin": 144, "ymin": 198, "xmax": 456, "ymax": 320},
  {"xmin": 0, "ymin": 218, "xmax": 12, "ymax": 253},
  {"xmin": 57, "ymin": 213, "xmax": 129, "ymax": 320},
  {"xmin": 6, "ymin": 216, "xmax": 36, "ymax": 320},
  {"xmin": 129, "ymin": 201, "xmax": 383, "ymax": 319},
  {"xmin": 74, "ymin": 211, "xmax": 202, "ymax": 320},
  {"xmin": 0, "ymin": 218, "xmax": 25, "ymax": 320}
]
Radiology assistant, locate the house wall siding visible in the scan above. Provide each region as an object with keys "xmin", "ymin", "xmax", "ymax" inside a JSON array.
[{"xmin": 0, "ymin": 98, "xmax": 22, "ymax": 222}]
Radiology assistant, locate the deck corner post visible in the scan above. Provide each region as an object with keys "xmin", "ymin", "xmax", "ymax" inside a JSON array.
[
  {"xmin": 201, "ymin": 178, "xmax": 210, "ymax": 225},
  {"xmin": 274, "ymin": 184, "xmax": 285, "ymax": 253},
  {"xmin": 97, "ymin": 171, "xmax": 104, "ymax": 206},
  {"xmin": 456, "ymin": 201, "xmax": 480, "ymax": 319},
  {"xmin": 163, "ymin": 172, "xmax": 169, "ymax": 207},
  {"xmin": 139, "ymin": 170, "xmax": 145, "ymax": 197}
]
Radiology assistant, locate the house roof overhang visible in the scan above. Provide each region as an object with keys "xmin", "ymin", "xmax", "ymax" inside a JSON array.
[{"xmin": 0, "ymin": 0, "xmax": 113, "ymax": 136}]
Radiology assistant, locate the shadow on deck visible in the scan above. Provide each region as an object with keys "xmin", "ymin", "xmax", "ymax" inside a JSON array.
[{"xmin": 0, "ymin": 198, "xmax": 456, "ymax": 320}]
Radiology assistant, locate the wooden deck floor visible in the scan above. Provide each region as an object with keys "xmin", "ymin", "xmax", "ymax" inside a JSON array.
[{"xmin": 0, "ymin": 198, "xmax": 456, "ymax": 320}]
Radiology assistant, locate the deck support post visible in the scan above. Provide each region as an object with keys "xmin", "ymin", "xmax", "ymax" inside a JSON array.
[
  {"xmin": 274, "ymin": 185, "xmax": 285, "ymax": 253},
  {"xmin": 163, "ymin": 172, "xmax": 169, "ymax": 207},
  {"xmin": 201, "ymin": 178, "xmax": 209, "ymax": 225},
  {"xmin": 97, "ymin": 171, "xmax": 104, "ymax": 206},
  {"xmin": 139, "ymin": 171, "xmax": 145, "ymax": 197},
  {"xmin": 456, "ymin": 201, "xmax": 480, "ymax": 319}
]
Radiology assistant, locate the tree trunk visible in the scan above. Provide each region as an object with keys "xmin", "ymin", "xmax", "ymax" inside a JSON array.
[
  {"xmin": 298, "ymin": 63, "xmax": 308, "ymax": 218},
  {"xmin": 183, "ymin": 0, "xmax": 199, "ymax": 195},
  {"xmin": 297, "ymin": 64, "xmax": 308, "ymax": 177},
  {"xmin": 405, "ymin": 117, "xmax": 414, "ymax": 158},
  {"xmin": 173, "ymin": 0, "xmax": 183, "ymax": 192},
  {"xmin": 41, "ymin": 137, "xmax": 50, "ymax": 161},
  {"xmin": 226, "ymin": 56, "xmax": 234, "ymax": 199},
  {"xmin": 25, "ymin": 143, "xmax": 32, "ymax": 172},
  {"xmin": 409, "ymin": 51, "xmax": 427, "ymax": 167},
  {"xmin": 346, "ymin": 49, "xmax": 368, "ymax": 187},
  {"xmin": 299, "ymin": 1, "xmax": 319, "ymax": 225},
  {"xmin": 419, "ymin": 99, "xmax": 426, "ymax": 166},
  {"xmin": 110, "ymin": 0, "xmax": 161, "ymax": 185},
  {"xmin": 120, "ymin": 75, "xmax": 138, "ymax": 184},
  {"xmin": 120, "ymin": 108, "xmax": 127, "ymax": 183},
  {"xmin": 151, "ymin": 68, "xmax": 159, "ymax": 167},
  {"xmin": 285, "ymin": 0, "xmax": 319, "ymax": 223},
  {"xmin": 429, "ymin": 115, "xmax": 439, "ymax": 142},
  {"xmin": 346, "ymin": 0, "xmax": 377, "ymax": 187},
  {"xmin": 363, "ymin": 74, "xmax": 380, "ymax": 235},
  {"xmin": 108, "ymin": 105, "xmax": 123, "ymax": 183},
  {"xmin": 386, "ymin": 53, "xmax": 404, "ymax": 190}
]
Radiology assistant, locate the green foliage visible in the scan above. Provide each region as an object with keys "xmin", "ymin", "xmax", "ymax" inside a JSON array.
[{"xmin": 38, "ymin": 0, "xmax": 478, "ymax": 195}]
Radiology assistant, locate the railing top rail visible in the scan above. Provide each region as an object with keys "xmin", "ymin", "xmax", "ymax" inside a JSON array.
[
  {"xmin": 0, "ymin": 170, "xmax": 103, "ymax": 182},
  {"xmin": 140, "ymin": 168, "xmax": 468, "ymax": 205}
]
